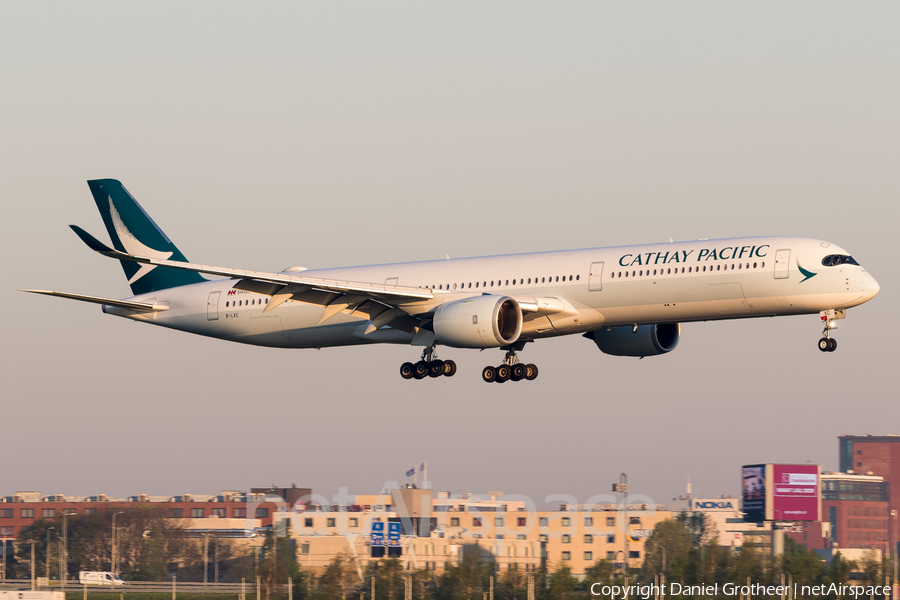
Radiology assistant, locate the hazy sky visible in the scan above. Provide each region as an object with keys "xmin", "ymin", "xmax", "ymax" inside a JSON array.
[{"xmin": 2, "ymin": 3, "xmax": 897, "ymax": 508}]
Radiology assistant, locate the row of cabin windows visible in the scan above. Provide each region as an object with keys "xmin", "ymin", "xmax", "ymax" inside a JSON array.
[
  {"xmin": 423, "ymin": 275, "xmax": 580, "ymax": 291},
  {"xmin": 225, "ymin": 298, "xmax": 269, "ymax": 308},
  {"xmin": 610, "ymin": 262, "xmax": 765, "ymax": 279}
]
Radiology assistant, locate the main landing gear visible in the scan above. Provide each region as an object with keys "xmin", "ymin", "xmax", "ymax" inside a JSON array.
[
  {"xmin": 817, "ymin": 309, "xmax": 845, "ymax": 353},
  {"xmin": 482, "ymin": 348, "xmax": 538, "ymax": 384},
  {"xmin": 400, "ymin": 345, "xmax": 457, "ymax": 380}
]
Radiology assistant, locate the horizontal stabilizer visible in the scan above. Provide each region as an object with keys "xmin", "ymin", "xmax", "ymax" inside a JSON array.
[
  {"xmin": 70, "ymin": 225, "xmax": 114, "ymax": 253},
  {"xmin": 19, "ymin": 289, "xmax": 169, "ymax": 311}
]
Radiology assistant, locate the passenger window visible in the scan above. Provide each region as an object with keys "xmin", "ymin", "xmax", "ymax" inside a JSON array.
[
  {"xmin": 761, "ymin": 262, "xmax": 765, "ymax": 268},
  {"xmin": 225, "ymin": 302, "xmax": 229, "ymax": 307},
  {"xmin": 688, "ymin": 267, "xmax": 692, "ymax": 273},
  {"xmin": 576, "ymin": 275, "xmax": 580, "ymax": 280},
  {"xmin": 505, "ymin": 280, "xmax": 509, "ymax": 286},
  {"xmin": 753, "ymin": 262, "xmax": 757, "ymax": 268},
  {"xmin": 625, "ymin": 271, "xmax": 629, "ymax": 278}
]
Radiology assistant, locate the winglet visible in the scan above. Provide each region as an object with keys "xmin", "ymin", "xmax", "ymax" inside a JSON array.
[{"xmin": 70, "ymin": 225, "xmax": 116, "ymax": 253}]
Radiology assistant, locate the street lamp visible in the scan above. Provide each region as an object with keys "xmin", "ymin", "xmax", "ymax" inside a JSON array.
[
  {"xmin": 892, "ymin": 510, "xmax": 897, "ymax": 596},
  {"xmin": 614, "ymin": 550, "xmax": 625, "ymax": 581},
  {"xmin": 46, "ymin": 527, "xmax": 56, "ymax": 584},
  {"xmin": 28, "ymin": 539, "xmax": 36, "ymax": 591},
  {"xmin": 111, "ymin": 512, "xmax": 124, "ymax": 576},
  {"xmin": 611, "ymin": 473, "xmax": 628, "ymax": 578}
]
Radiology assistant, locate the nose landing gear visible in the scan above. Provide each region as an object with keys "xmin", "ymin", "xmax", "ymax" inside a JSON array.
[
  {"xmin": 482, "ymin": 348, "xmax": 538, "ymax": 384},
  {"xmin": 400, "ymin": 345, "xmax": 456, "ymax": 380},
  {"xmin": 817, "ymin": 309, "xmax": 845, "ymax": 352}
]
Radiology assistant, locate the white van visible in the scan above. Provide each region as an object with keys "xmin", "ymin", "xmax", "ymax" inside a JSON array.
[{"xmin": 78, "ymin": 572, "xmax": 125, "ymax": 586}]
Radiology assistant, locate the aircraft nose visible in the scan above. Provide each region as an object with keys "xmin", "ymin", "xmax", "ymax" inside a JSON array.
[{"xmin": 862, "ymin": 272, "xmax": 880, "ymax": 300}]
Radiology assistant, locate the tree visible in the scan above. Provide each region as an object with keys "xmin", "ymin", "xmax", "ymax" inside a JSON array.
[
  {"xmin": 318, "ymin": 553, "xmax": 363, "ymax": 600},
  {"xmin": 497, "ymin": 564, "xmax": 528, "ymax": 600},
  {"xmin": 436, "ymin": 545, "xmax": 492, "ymax": 600},
  {"xmin": 639, "ymin": 520, "xmax": 693, "ymax": 584},
  {"xmin": 857, "ymin": 550, "xmax": 881, "ymax": 589},
  {"xmin": 780, "ymin": 538, "xmax": 824, "ymax": 588},
  {"xmin": 579, "ymin": 559, "xmax": 614, "ymax": 590},
  {"xmin": 258, "ymin": 525, "xmax": 300, "ymax": 600},
  {"xmin": 544, "ymin": 563, "xmax": 577, "ymax": 600}
]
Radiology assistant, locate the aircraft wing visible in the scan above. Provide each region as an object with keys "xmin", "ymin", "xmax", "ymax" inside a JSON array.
[
  {"xmin": 19, "ymin": 289, "xmax": 169, "ymax": 311},
  {"xmin": 69, "ymin": 225, "xmax": 435, "ymax": 323}
]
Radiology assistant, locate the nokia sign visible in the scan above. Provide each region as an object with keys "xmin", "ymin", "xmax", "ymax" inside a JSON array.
[{"xmin": 690, "ymin": 499, "xmax": 736, "ymax": 511}]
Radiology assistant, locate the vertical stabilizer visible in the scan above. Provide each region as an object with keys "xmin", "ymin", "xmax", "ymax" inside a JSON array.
[{"xmin": 86, "ymin": 179, "xmax": 205, "ymax": 295}]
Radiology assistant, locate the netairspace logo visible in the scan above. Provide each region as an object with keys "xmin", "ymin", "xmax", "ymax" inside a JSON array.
[{"xmin": 589, "ymin": 582, "xmax": 892, "ymax": 599}]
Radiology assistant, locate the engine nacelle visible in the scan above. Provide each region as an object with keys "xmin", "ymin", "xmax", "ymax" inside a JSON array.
[
  {"xmin": 433, "ymin": 296, "xmax": 523, "ymax": 348},
  {"xmin": 589, "ymin": 323, "xmax": 681, "ymax": 357}
]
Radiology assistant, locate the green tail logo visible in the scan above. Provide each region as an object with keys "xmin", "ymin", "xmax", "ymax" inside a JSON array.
[{"xmin": 797, "ymin": 260, "xmax": 817, "ymax": 283}]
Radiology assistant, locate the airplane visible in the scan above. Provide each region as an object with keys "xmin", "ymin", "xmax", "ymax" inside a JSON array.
[{"xmin": 22, "ymin": 179, "xmax": 880, "ymax": 383}]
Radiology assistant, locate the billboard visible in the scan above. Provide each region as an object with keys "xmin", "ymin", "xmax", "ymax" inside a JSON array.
[
  {"xmin": 387, "ymin": 521, "xmax": 401, "ymax": 546},
  {"xmin": 742, "ymin": 464, "xmax": 821, "ymax": 522},
  {"xmin": 742, "ymin": 464, "xmax": 766, "ymax": 523},
  {"xmin": 370, "ymin": 521, "xmax": 385, "ymax": 546},
  {"xmin": 771, "ymin": 464, "xmax": 820, "ymax": 522}
]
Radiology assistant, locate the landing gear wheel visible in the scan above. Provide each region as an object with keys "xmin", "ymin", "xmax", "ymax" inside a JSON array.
[
  {"xmin": 818, "ymin": 338, "xmax": 830, "ymax": 352},
  {"xmin": 496, "ymin": 364, "xmax": 511, "ymax": 383},
  {"xmin": 413, "ymin": 361, "xmax": 429, "ymax": 379},
  {"xmin": 400, "ymin": 362, "xmax": 415, "ymax": 380},
  {"xmin": 524, "ymin": 364, "xmax": 539, "ymax": 380},
  {"xmin": 429, "ymin": 360, "xmax": 445, "ymax": 378},
  {"xmin": 828, "ymin": 338, "xmax": 837, "ymax": 352},
  {"xmin": 482, "ymin": 366, "xmax": 497, "ymax": 383},
  {"xmin": 510, "ymin": 364, "xmax": 526, "ymax": 381},
  {"xmin": 443, "ymin": 360, "xmax": 457, "ymax": 377}
]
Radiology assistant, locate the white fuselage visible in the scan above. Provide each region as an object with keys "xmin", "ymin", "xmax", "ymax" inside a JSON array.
[{"xmin": 102, "ymin": 236, "xmax": 879, "ymax": 349}]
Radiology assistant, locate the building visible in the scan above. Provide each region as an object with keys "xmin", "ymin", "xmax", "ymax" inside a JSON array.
[
  {"xmin": 818, "ymin": 472, "xmax": 891, "ymax": 553},
  {"xmin": 668, "ymin": 494, "xmax": 771, "ymax": 549},
  {"xmin": 838, "ymin": 434, "xmax": 900, "ymax": 556},
  {"xmin": 0, "ymin": 488, "xmax": 291, "ymax": 540},
  {"xmin": 282, "ymin": 489, "xmax": 671, "ymax": 576}
]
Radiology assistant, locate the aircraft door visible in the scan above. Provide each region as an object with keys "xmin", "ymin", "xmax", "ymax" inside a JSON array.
[
  {"xmin": 774, "ymin": 249, "xmax": 791, "ymax": 279},
  {"xmin": 589, "ymin": 261, "xmax": 604, "ymax": 291},
  {"xmin": 207, "ymin": 291, "xmax": 220, "ymax": 320}
]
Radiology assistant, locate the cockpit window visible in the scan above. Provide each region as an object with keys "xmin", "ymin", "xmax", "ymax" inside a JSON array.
[{"xmin": 821, "ymin": 254, "xmax": 859, "ymax": 267}]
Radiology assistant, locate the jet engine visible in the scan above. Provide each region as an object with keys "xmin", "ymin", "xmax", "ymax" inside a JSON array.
[
  {"xmin": 433, "ymin": 296, "xmax": 523, "ymax": 348},
  {"xmin": 588, "ymin": 323, "xmax": 681, "ymax": 357}
]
